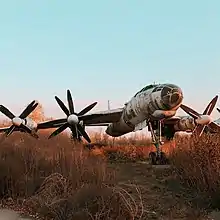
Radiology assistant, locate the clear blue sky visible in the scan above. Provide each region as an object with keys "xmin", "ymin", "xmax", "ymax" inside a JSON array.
[{"xmin": 0, "ymin": 0, "xmax": 220, "ymax": 119}]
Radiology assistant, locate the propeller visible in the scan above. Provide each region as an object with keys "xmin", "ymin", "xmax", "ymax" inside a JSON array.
[
  {"xmin": 0, "ymin": 100, "xmax": 39, "ymax": 138},
  {"xmin": 42, "ymin": 89, "xmax": 97, "ymax": 142},
  {"xmin": 180, "ymin": 95, "xmax": 220, "ymax": 136}
]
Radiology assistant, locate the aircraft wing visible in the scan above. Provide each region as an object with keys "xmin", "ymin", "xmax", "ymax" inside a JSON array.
[
  {"xmin": 0, "ymin": 126, "xmax": 21, "ymax": 133},
  {"xmin": 37, "ymin": 119, "xmax": 67, "ymax": 129},
  {"xmin": 0, "ymin": 127, "xmax": 10, "ymax": 133},
  {"xmin": 37, "ymin": 108, "xmax": 124, "ymax": 129},
  {"xmin": 82, "ymin": 108, "xmax": 124, "ymax": 125}
]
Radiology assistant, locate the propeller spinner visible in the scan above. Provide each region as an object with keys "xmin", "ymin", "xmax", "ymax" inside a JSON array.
[
  {"xmin": 180, "ymin": 95, "xmax": 220, "ymax": 136},
  {"xmin": 41, "ymin": 89, "xmax": 97, "ymax": 143},
  {"xmin": 0, "ymin": 100, "xmax": 39, "ymax": 138}
]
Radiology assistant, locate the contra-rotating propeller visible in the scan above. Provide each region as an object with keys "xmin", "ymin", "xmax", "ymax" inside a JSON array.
[
  {"xmin": 180, "ymin": 95, "xmax": 220, "ymax": 136},
  {"xmin": 40, "ymin": 89, "xmax": 97, "ymax": 142},
  {"xmin": 0, "ymin": 100, "xmax": 39, "ymax": 138}
]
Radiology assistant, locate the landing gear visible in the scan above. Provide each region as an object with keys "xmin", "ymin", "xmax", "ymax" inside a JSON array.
[
  {"xmin": 148, "ymin": 120, "xmax": 169, "ymax": 165},
  {"xmin": 149, "ymin": 151, "xmax": 169, "ymax": 165}
]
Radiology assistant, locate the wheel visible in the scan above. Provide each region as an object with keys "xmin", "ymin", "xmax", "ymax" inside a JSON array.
[
  {"xmin": 158, "ymin": 152, "xmax": 169, "ymax": 165},
  {"xmin": 149, "ymin": 152, "xmax": 157, "ymax": 165}
]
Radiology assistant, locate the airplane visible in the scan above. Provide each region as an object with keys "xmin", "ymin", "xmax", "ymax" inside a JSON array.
[{"xmin": 36, "ymin": 84, "xmax": 220, "ymax": 165}]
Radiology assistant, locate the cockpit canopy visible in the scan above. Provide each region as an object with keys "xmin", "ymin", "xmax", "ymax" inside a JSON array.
[{"xmin": 134, "ymin": 84, "xmax": 158, "ymax": 97}]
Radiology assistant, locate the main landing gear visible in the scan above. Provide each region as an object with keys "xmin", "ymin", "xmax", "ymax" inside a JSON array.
[{"xmin": 148, "ymin": 120, "xmax": 169, "ymax": 165}]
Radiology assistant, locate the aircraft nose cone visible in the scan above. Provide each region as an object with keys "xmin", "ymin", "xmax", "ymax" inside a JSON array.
[
  {"xmin": 161, "ymin": 84, "xmax": 183, "ymax": 109},
  {"xmin": 12, "ymin": 117, "xmax": 22, "ymax": 126},
  {"xmin": 67, "ymin": 114, "xmax": 79, "ymax": 125}
]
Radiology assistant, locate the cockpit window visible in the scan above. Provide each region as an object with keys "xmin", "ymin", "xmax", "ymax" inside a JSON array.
[{"xmin": 134, "ymin": 84, "xmax": 158, "ymax": 97}]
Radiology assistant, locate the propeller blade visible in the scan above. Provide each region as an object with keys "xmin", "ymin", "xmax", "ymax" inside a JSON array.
[
  {"xmin": 5, "ymin": 125, "xmax": 16, "ymax": 136},
  {"xmin": 70, "ymin": 125, "xmax": 79, "ymax": 140},
  {"xmin": 38, "ymin": 118, "xmax": 67, "ymax": 129},
  {"xmin": 77, "ymin": 124, "xmax": 91, "ymax": 143},
  {"xmin": 19, "ymin": 101, "xmax": 38, "ymax": 119},
  {"xmin": 217, "ymin": 108, "xmax": 220, "ymax": 113},
  {"xmin": 55, "ymin": 96, "xmax": 69, "ymax": 116},
  {"xmin": 67, "ymin": 90, "xmax": 74, "ymax": 114},
  {"xmin": 193, "ymin": 124, "xmax": 206, "ymax": 137},
  {"xmin": 48, "ymin": 123, "xmax": 69, "ymax": 139},
  {"xmin": 203, "ymin": 95, "xmax": 218, "ymax": 115},
  {"xmin": 20, "ymin": 124, "xmax": 39, "ymax": 138},
  {"xmin": 78, "ymin": 102, "xmax": 98, "ymax": 116},
  {"xmin": 180, "ymin": 104, "xmax": 200, "ymax": 118},
  {"xmin": 0, "ymin": 105, "xmax": 15, "ymax": 119}
]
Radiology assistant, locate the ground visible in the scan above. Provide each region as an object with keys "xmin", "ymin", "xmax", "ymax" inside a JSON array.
[
  {"xmin": 110, "ymin": 161, "xmax": 211, "ymax": 220},
  {"xmin": 0, "ymin": 161, "xmax": 218, "ymax": 220}
]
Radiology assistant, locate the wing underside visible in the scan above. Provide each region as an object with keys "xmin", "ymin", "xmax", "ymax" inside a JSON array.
[
  {"xmin": 81, "ymin": 108, "xmax": 124, "ymax": 125},
  {"xmin": 37, "ymin": 108, "xmax": 124, "ymax": 129}
]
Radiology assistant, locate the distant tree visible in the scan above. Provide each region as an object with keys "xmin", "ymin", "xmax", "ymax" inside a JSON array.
[{"xmin": 28, "ymin": 101, "xmax": 46, "ymax": 122}]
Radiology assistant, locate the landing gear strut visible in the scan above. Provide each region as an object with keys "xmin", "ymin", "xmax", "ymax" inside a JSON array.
[{"xmin": 148, "ymin": 120, "xmax": 169, "ymax": 165}]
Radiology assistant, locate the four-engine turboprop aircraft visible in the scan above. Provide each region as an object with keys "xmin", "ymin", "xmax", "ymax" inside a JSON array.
[
  {"xmin": 0, "ymin": 83, "xmax": 220, "ymax": 165},
  {"xmin": 36, "ymin": 83, "xmax": 220, "ymax": 164}
]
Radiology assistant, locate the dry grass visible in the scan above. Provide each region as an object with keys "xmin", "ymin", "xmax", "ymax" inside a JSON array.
[
  {"xmin": 90, "ymin": 131, "xmax": 175, "ymax": 162},
  {"xmin": 0, "ymin": 110, "xmax": 220, "ymax": 218},
  {"xmin": 0, "ymin": 131, "xmax": 145, "ymax": 219},
  {"xmin": 170, "ymin": 133, "xmax": 220, "ymax": 209}
]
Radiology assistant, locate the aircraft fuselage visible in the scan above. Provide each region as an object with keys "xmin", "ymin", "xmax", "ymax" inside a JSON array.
[{"xmin": 106, "ymin": 83, "xmax": 183, "ymax": 137}]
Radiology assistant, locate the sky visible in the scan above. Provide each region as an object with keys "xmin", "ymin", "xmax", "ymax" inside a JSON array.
[{"xmin": 0, "ymin": 0, "xmax": 220, "ymax": 124}]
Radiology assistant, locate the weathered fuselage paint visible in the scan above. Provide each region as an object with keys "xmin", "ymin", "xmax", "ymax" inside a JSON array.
[{"xmin": 106, "ymin": 83, "xmax": 183, "ymax": 137}]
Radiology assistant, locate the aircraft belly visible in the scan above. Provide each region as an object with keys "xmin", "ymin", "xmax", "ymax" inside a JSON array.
[{"xmin": 127, "ymin": 114, "xmax": 145, "ymax": 126}]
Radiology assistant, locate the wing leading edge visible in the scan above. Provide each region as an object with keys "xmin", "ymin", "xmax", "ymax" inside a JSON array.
[
  {"xmin": 37, "ymin": 107, "xmax": 124, "ymax": 129},
  {"xmin": 82, "ymin": 108, "xmax": 124, "ymax": 125}
]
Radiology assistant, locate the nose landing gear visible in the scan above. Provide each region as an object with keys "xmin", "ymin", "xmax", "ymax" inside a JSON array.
[{"xmin": 148, "ymin": 120, "xmax": 169, "ymax": 165}]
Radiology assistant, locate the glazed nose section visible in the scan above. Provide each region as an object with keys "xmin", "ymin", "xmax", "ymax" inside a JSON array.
[{"xmin": 161, "ymin": 84, "xmax": 183, "ymax": 109}]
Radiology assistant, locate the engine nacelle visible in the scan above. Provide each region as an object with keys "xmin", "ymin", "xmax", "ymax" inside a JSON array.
[
  {"xmin": 174, "ymin": 117, "xmax": 196, "ymax": 131},
  {"xmin": 23, "ymin": 117, "xmax": 38, "ymax": 131}
]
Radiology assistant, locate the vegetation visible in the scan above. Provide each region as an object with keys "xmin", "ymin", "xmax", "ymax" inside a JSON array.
[{"xmin": 0, "ymin": 105, "xmax": 219, "ymax": 219}]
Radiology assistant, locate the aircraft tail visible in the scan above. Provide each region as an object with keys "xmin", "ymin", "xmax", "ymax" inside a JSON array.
[{"xmin": 108, "ymin": 100, "xmax": 110, "ymax": 110}]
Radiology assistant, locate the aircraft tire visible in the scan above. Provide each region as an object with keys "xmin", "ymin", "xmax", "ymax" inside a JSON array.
[{"xmin": 149, "ymin": 152, "xmax": 157, "ymax": 165}]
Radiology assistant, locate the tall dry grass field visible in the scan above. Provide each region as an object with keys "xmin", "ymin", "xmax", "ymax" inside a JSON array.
[
  {"xmin": 0, "ymin": 131, "xmax": 144, "ymax": 220},
  {"xmin": 0, "ymin": 103, "xmax": 220, "ymax": 217},
  {"xmin": 171, "ymin": 133, "xmax": 220, "ymax": 209}
]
